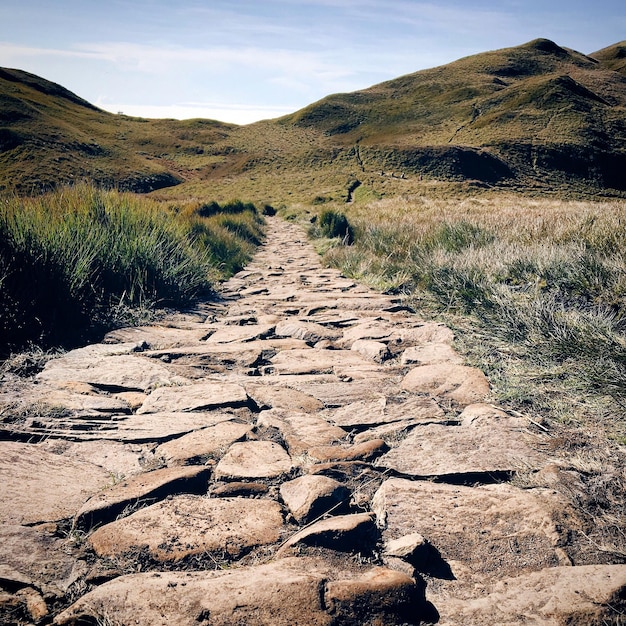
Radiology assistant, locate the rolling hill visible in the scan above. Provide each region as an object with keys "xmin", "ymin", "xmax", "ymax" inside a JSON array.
[{"xmin": 1, "ymin": 38, "xmax": 626, "ymax": 202}]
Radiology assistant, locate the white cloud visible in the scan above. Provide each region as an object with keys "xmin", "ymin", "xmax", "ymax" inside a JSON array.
[{"xmin": 95, "ymin": 100, "xmax": 295, "ymax": 125}]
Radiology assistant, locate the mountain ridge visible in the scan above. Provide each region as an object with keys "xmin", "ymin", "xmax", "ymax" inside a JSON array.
[{"xmin": 1, "ymin": 38, "xmax": 625, "ymax": 200}]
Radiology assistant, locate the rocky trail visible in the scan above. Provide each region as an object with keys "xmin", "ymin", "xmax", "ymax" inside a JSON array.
[{"xmin": 1, "ymin": 217, "xmax": 625, "ymax": 625}]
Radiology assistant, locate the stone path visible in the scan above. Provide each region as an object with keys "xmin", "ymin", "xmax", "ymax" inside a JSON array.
[{"xmin": 1, "ymin": 217, "xmax": 625, "ymax": 625}]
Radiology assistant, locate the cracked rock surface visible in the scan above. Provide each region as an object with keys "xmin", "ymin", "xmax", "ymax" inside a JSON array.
[{"xmin": 1, "ymin": 217, "xmax": 624, "ymax": 625}]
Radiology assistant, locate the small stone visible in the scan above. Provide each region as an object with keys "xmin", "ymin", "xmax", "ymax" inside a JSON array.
[
  {"xmin": 215, "ymin": 441, "xmax": 293, "ymax": 480},
  {"xmin": 280, "ymin": 475, "xmax": 349, "ymax": 523},
  {"xmin": 401, "ymin": 363, "xmax": 490, "ymax": 406},
  {"xmin": 351, "ymin": 339, "xmax": 391, "ymax": 363},
  {"xmin": 280, "ymin": 513, "xmax": 377, "ymax": 553}
]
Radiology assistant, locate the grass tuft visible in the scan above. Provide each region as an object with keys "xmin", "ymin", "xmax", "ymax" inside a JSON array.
[
  {"xmin": 0, "ymin": 185, "xmax": 263, "ymax": 355},
  {"xmin": 312, "ymin": 194, "xmax": 626, "ymax": 435}
]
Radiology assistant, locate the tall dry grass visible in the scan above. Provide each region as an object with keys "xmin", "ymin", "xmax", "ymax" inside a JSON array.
[
  {"xmin": 318, "ymin": 195, "xmax": 626, "ymax": 435},
  {"xmin": 0, "ymin": 185, "xmax": 263, "ymax": 354}
]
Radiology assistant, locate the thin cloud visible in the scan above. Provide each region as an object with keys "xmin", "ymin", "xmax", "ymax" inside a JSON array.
[{"xmin": 96, "ymin": 99, "xmax": 294, "ymax": 124}]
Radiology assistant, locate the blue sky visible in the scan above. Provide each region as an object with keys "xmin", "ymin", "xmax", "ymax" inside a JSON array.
[{"xmin": 0, "ymin": 0, "xmax": 624, "ymax": 124}]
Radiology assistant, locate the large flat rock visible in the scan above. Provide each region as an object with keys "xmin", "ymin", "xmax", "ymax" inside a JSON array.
[
  {"xmin": 325, "ymin": 396, "xmax": 444, "ymax": 428},
  {"xmin": 245, "ymin": 383, "xmax": 324, "ymax": 412},
  {"xmin": 257, "ymin": 409, "xmax": 347, "ymax": 455},
  {"xmin": 37, "ymin": 344, "xmax": 185, "ymax": 392},
  {"xmin": 137, "ymin": 381, "xmax": 249, "ymax": 414},
  {"xmin": 75, "ymin": 466, "xmax": 211, "ymax": 531},
  {"xmin": 291, "ymin": 378, "xmax": 394, "ymax": 407},
  {"xmin": 155, "ymin": 420, "xmax": 252, "ymax": 466},
  {"xmin": 29, "ymin": 411, "xmax": 238, "ymax": 443},
  {"xmin": 432, "ymin": 564, "xmax": 626, "ymax": 626},
  {"xmin": 0, "ymin": 442, "xmax": 112, "ymax": 525},
  {"xmin": 377, "ymin": 418, "xmax": 546, "ymax": 478},
  {"xmin": 275, "ymin": 319, "xmax": 342, "ymax": 344},
  {"xmin": 88, "ymin": 496, "xmax": 283, "ymax": 562},
  {"xmin": 39, "ymin": 440, "xmax": 149, "ymax": 477},
  {"xmin": 372, "ymin": 478, "xmax": 573, "ymax": 581},
  {"xmin": 270, "ymin": 348, "xmax": 381, "ymax": 376},
  {"xmin": 205, "ymin": 323, "xmax": 275, "ymax": 343},
  {"xmin": 0, "ymin": 525, "xmax": 85, "ymax": 597},
  {"xmin": 103, "ymin": 325, "xmax": 209, "ymax": 349},
  {"xmin": 215, "ymin": 440, "xmax": 294, "ymax": 479},
  {"xmin": 55, "ymin": 557, "xmax": 426, "ymax": 626},
  {"xmin": 401, "ymin": 363, "xmax": 490, "ymax": 406}
]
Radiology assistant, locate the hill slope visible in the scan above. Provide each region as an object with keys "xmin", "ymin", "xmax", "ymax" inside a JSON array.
[
  {"xmin": 279, "ymin": 39, "xmax": 626, "ymax": 192},
  {"xmin": 0, "ymin": 68, "xmax": 234, "ymax": 193},
  {"xmin": 592, "ymin": 41, "xmax": 626, "ymax": 77},
  {"xmin": 1, "ymin": 38, "xmax": 626, "ymax": 200}
]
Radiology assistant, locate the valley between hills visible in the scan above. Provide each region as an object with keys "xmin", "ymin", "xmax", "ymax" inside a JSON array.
[{"xmin": 0, "ymin": 38, "xmax": 625, "ymax": 625}]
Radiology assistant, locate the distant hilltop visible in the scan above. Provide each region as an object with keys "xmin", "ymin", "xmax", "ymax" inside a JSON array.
[{"xmin": 1, "ymin": 38, "xmax": 625, "ymax": 200}]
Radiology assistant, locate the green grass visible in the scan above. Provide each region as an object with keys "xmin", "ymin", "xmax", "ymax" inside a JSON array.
[
  {"xmin": 313, "ymin": 194, "xmax": 626, "ymax": 438},
  {"xmin": 0, "ymin": 185, "xmax": 263, "ymax": 355}
]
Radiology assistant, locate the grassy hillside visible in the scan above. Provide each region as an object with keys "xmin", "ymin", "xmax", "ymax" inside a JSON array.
[
  {"xmin": 593, "ymin": 41, "xmax": 626, "ymax": 77},
  {"xmin": 0, "ymin": 68, "xmax": 235, "ymax": 194},
  {"xmin": 280, "ymin": 39, "xmax": 626, "ymax": 193},
  {"xmin": 1, "ymin": 38, "xmax": 626, "ymax": 203}
]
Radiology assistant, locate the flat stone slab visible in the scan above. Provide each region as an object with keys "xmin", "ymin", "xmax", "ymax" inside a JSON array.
[
  {"xmin": 0, "ymin": 442, "xmax": 112, "ymax": 525},
  {"xmin": 75, "ymin": 466, "xmax": 211, "ymax": 531},
  {"xmin": 245, "ymin": 383, "xmax": 324, "ymax": 412},
  {"xmin": 392, "ymin": 323, "xmax": 455, "ymax": 345},
  {"xmin": 39, "ymin": 440, "xmax": 149, "ymax": 478},
  {"xmin": 155, "ymin": 421, "xmax": 252, "ymax": 466},
  {"xmin": 280, "ymin": 475, "xmax": 350, "ymax": 524},
  {"xmin": 257, "ymin": 409, "xmax": 347, "ymax": 455},
  {"xmin": 401, "ymin": 363, "xmax": 490, "ymax": 406},
  {"xmin": 339, "ymin": 320, "xmax": 396, "ymax": 346},
  {"xmin": 377, "ymin": 419, "xmax": 546, "ymax": 478},
  {"xmin": 37, "ymin": 344, "xmax": 186, "ymax": 392},
  {"xmin": 275, "ymin": 319, "xmax": 342, "ymax": 344},
  {"xmin": 137, "ymin": 381, "xmax": 249, "ymax": 414},
  {"xmin": 291, "ymin": 378, "xmax": 394, "ymax": 407},
  {"xmin": 31, "ymin": 387, "xmax": 131, "ymax": 416},
  {"xmin": 326, "ymin": 396, "xmax": 444, "ymax": 428},
  {"xmin": 215, "ymin": 441, "xmax": 293, "ymax": 479},
  {"xmin": 205, "ymin": 323, "xmax": 275, "ymax": 343},
  {"xmin": 88, "ymin": 496, "xmax": 283, "ymax": 561},
  {"xmin": 400, "ymin": 342, "xmax": 463, "ymax": 365},
  {"xmin": 102, "ymin": 411, "xmax": 238, "ymax": 443},
  {"xmin": 0, "ymin": 525, "xmax": 85, "ymax": 597},
  {"xmin": 270, "ymin": 348, "xmax": 380, "ymax": 376},
  {"xmin": 432, "ymin": 564, "xmax": 626, "ymax": 626},
  {"xmin": 372, "ymin": 478, "xmax": 573, "ymax": 581},
  {"xmin": 307, "ymin": 439, "xmax": 388, "ymax": 463},
  {"xmin": 55, "ymin": 557, "xmax": 425, "ymax": 626},
  {"xmin": 103, "ymin": 325, "xmax": 209, "ymax": 349},
  {"xmin": 145, "ymin": 343, "xmax": 263, "ymax": 369}
]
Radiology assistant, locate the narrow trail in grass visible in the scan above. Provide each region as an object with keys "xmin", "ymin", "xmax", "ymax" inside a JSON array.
[{"xmin": 1, "ymin": 217, "xmax": 624, "ymax": 625}]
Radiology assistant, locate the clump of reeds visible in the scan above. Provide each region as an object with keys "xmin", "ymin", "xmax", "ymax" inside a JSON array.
[
  {"xmin": 0, "ymin": 185, "xmax": 263, "ymax": 355},
  {"xmin": 318, "ymin": 195, "xmax": 626, "ymax": 428}
]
